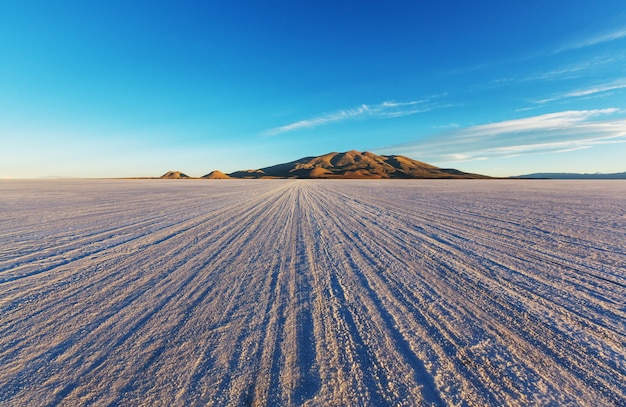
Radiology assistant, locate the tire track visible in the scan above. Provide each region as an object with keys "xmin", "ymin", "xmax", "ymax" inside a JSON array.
[{"xmin": 1, "ymin": 179, "xmax": 624, "ymax": 406}]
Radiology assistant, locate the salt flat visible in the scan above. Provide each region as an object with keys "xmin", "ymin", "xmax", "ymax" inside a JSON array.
[{"xmin": 1, "ymin": 179, "xmax": 625, "ymax": 406}]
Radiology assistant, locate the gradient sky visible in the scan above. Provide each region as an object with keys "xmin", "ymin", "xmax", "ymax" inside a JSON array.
[{"xmin": 2, "ymin": 1, "xmax": 626, "ymax": 178}]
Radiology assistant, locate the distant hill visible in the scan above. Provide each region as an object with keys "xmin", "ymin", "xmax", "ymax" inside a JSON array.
[
  {"xmin": 160, "ymin": 171, "xmax": 190, "ymax": 179},
  {"xmin": 511, "ymin": 172, "xmax": 626, "ymax": 179},
  {"xmin": 202, "ymin": 170, "xmax": 231, "ymax": 179},
  {"xmin": 226, "ymin": 150, "xmax": 489, "ymax": 179}
]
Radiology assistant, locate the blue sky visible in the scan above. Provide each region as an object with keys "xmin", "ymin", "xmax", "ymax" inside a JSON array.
[{"xmin": 1, "ymin": 1, "xmax": 626, "ymax": 178}]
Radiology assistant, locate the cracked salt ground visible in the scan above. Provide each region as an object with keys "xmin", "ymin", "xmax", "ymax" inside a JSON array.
[{"xmin": 0, "ymin": 179, "xmax": 624, "ymax": 406}]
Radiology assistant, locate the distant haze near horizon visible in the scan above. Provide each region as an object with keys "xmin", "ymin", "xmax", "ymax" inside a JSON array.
[{"xmin": 1, "ymin": 1, "xmax": 626, "ymax": 179}]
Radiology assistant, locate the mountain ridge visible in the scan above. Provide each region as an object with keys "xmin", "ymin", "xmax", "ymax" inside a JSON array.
[{"xmin": 220, "ymin": 150, "xmax": 490, "ymax": 179}]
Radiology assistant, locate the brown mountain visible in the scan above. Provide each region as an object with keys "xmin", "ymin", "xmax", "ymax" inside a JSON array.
[
  {"xmin": 227, "ymin": 169, "xmax": 266, "ymax": 179},
  {"xmin": 202, "ymin": 170, "xmax": 231, "ymax": 179},
  {"xmin": 160, "ymin": 170, "xmax": 191, "ymax": 179},
  {"xmin": 227, "ymin": 150, "xmax": 489, "ymax": 179}
]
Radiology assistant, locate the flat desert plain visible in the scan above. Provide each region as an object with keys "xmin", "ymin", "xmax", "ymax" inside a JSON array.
[{"xmin": 1, "ymin": 179, "xmax": 625, "ymax": 406}]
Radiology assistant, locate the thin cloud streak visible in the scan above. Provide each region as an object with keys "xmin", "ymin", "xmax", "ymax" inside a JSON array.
[
  {"xmin": 566, "ymin": 81, "xmax": 626, "ymax": 97},
  {"xmin": 525, "ymin": 55, "xmax": 619, "ymax": 81},
  {"xmin": 535, "ymin": 79, "xmax": 626, "ymax": 104},
  {"xmin": 555, "ymin": 27, "xmax": 626, "ymax": 53},
  {"xmin": 380, "ymin": 109, "xmax": 626, "ymax": 163},
  {"xmin": 264, "ymin": 100, "xmax": 432, "ymax": 136}
]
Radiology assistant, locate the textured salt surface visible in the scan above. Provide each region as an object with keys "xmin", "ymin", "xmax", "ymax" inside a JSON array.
[{"xmin": 1, "ymin": 179, "xmax": 625, "ymax": 406}]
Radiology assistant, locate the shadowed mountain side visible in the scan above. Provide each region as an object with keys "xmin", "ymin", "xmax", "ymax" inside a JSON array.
[
  {"xmin": 227, "ymin": 150, "xmax": 490, "ymax": 179},
  {"xmin": 227, "ymin": 169, "xmax": 266, "ymax": 179},
  {"xmin": 160, "ymin": 171, "xmax": 190, "ymax": 179}
]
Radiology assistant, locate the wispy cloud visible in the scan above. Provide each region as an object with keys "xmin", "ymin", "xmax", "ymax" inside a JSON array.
[
  {"xmin": 556, "ymin": 27, "xmax": 626, "ymax": 53},
  {"xmin": 535, "ymin": 79, "xmax": 626, "ymax": 104},
  {"xmin": 565, "ymin": 81, "xmax": 626, "ymax": 97},
  {"xmin": 379, "ymin": 109, "xmax": 626, "ymax": 163},
  {"xmin": 432, "ymin": 123, "xmax": 460, "ymax": 130},
  {"xmin": 264, "ymin": 99, "xmax": 435, "ymax": 136},
  {"xmin": 525, "ymin": 55, "xmax": 619, "ymax": 81}
]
